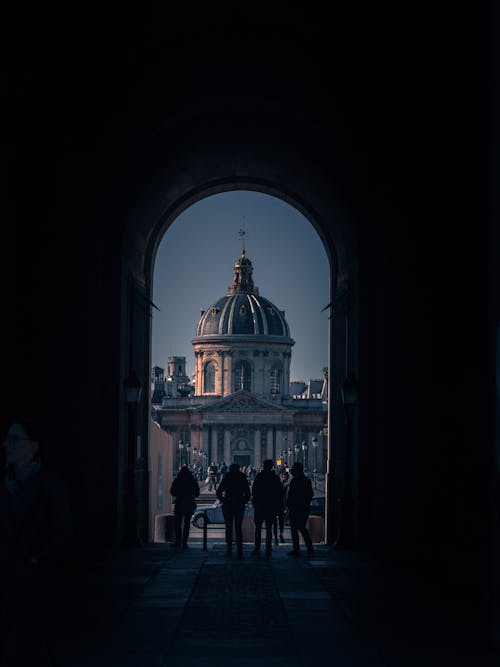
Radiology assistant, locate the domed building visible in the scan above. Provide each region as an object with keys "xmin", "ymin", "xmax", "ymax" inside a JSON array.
[
  {"xmin": 193, "ymin": 249, "xmax": 293, "ymax": 399},
  {"xmin": 152, "ymin": 250, "xmax": 327, "ymax": 473}
]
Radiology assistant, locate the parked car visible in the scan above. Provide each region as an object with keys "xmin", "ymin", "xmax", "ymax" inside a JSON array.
[
  {"xmin": 191, "ymin": 500, "xmax": 254, "ymax": 528},
  {"xmin": 309, "ymin": 495, "xmax": 326, "ymax": 517}
]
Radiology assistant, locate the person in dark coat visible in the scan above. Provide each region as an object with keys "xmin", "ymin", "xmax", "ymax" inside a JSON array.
[
  {"xmin": 273, "ymin": 471, "xmax": 288, "ymax": 545},
  {"xmin": 251, "ymin": 459, "xmax": 283, "ymax": 556},
  {"xmin": 0, "ymin": 415, "xmax": 73, "ymax": 665},
  {"xmin": 170, "ymin": 464, "xmax": 200, "ymax": 548},
  {"xmin": 286, "ymin": 461, "xmax": 314, "ymax": 556},
  {"xmin": 216, "ymin": 462, "xmax": 251, "ymax": 557}
]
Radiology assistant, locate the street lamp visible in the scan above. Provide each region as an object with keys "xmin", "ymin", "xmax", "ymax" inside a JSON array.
[
  {"xmin": 186, "ymin": 442, "xmax": 191, "ymax": 466},
  {"xmin": 312, "ymin": 436, "xmax": 319, "ymax": 488},
  {"xmin": 301, "ymin": 440, "xmax": 307, "ymax": 469},
  {"xmin": 123, "ymin": 370, "xmax": 142, "ymax": 547},
  {"xmin": 335, "ymin": 374, "xmax": 358, "ymax": 549}
]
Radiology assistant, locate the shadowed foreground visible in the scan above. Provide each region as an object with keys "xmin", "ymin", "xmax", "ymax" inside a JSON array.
[{"xmin": 34, "ymin": 540, "xmax": 499, "ymax": 667}]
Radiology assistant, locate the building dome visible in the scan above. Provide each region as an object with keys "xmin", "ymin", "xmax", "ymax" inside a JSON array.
[{"xmin": 194, "ymin": 250, "xmax": 291, "ymax": 339}]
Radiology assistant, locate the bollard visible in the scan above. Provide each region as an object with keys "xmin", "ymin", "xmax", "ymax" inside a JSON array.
[{"xmin": 203, "ymin": 510, "xmax": 208, "ymax": 551}]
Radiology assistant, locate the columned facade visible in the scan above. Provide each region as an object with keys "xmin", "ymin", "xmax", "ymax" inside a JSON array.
[{"xmin": 154, "ymin": 250, "xmax": 327, "ymax": 471}]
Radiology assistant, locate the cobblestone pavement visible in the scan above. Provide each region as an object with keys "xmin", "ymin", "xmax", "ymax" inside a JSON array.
[{"xmin": 47, "ymin": 540, "xmax": 498, "ymax": 667}]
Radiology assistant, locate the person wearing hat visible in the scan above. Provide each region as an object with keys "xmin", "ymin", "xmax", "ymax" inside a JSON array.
[
  {"xmin": 216, "ymin": 462, "xmax": 251, "ymax": 557},
  {"xmin": 286, "ymin": 461, "xmax": 314, "ymax": 556}
]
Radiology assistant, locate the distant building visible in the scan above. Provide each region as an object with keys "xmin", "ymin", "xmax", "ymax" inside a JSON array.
[{"xmin": 152, "ymin": 249, "xmax": 327, "ymax": 472}]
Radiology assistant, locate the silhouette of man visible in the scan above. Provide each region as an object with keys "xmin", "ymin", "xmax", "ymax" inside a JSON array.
[
  {"xmin": 216, "ymin": 462, "xmax": 251, "ymax": 557},
  {"xmin": 286, "ymin": 461, "xmax": 314, "ymax": 556},
  {"xmin": 0, "ymin": 415, "xmax": 73, "ymax": 665},
  {"xmin": 273, "ymin": 471, "xmax": 288, "ymax": 544},
  {"xmin": 170, "ymin": 464, "xmax": 200, "ymax": 548},
  {"xmin": 251, "ymin": 459, "xmax": 283, "ymax": 556}
]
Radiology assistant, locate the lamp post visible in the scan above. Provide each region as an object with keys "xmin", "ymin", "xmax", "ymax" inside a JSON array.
[
  {"xmin": 301, "ymin": 440, "xmax": 307, "ymax": 470},
  {"xmin": 312, "ymin": 436, "xmax": 318, "ymax": 488},
  {"xmin": 123, "ymin": 370, "xmax": 142, "ymax": 547},
  {"xmin": 334, "ymin": 375, "xmax": 358, "ymax": 549},
  {"xmin": 186, "ymin": 442, "xmax": 191, "ymax": 467}
]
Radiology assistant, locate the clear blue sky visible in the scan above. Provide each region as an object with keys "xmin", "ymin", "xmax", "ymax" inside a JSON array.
[{"xmin": 152, "ymin": 191, "xmax": 330, "ymax": 383}]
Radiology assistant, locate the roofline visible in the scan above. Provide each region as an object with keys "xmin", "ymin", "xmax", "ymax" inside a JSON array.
[{"xmin": 191, "ymin": 335, "xmax": 295, "ymax": 346}]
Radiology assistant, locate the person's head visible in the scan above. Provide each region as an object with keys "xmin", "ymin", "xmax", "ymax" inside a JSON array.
[
  {"xmin": 3, "ymin": 417, "xmax": 41, "ymax": 471},
  {"xmin": 178, "ymin": 464, "xmax": 190, "ymax": 476},
  {"xmin": 229, "ymin": 463, "xmax": 240, "ymax": 474},
  {"xmin": 290, "ymin": 462, "xmax": 304, "ymax": 477},
  {"xmin": 262, "ymin": 459, "xmax": 274, "ymax": 472}
]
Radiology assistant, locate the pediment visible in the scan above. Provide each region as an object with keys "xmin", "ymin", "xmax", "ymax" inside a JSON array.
[{"xmin": 200, "ymin": 390, "xmax": 288, "ymax": 413}]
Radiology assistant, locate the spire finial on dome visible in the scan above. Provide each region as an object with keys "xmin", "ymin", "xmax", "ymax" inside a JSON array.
[{"xmin": 239, "ymin": 223, "xmax": 246, "ymax": 252}]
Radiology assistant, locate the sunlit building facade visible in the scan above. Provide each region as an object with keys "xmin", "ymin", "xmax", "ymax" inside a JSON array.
[{"xmin": 152, "ymin": 250, "xmax": 327, "ymax": 472}]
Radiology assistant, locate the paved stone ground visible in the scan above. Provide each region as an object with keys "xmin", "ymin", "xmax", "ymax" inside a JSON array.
[{"xmin": 32, "ymin": 539, "xmax": 499, "ymax": 667}]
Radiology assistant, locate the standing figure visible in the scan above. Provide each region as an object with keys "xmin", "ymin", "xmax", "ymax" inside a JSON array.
[
  {"xmin": 0, "ymin": 415, "xmax": 73, "ymax": 666},
  {"xmin": 207, "ymin": 461, "xmax": 219, "ymax": 491},
  {"xmin": 216, "ymin": 463, "xmax": 251, "ymax": 557},
  {"xmin": 251, "ymin": 459, "xmax": 283, "ymax": 556},
  {"xmin": 286, "ymin": 462, "xmax": 314, "ymax": 556},
  {"xmin": 170, "ymin": 464, "xmax": 200, "ymax": 548},
  {"xmin": 273, "ymin": 471, "xmax": 288, "ymax": 545}
]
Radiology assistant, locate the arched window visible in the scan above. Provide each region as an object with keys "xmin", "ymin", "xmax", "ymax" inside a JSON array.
[
  {"xmin": 270, "ymin": 367, "xmax": 281, "ymax": 394},
  {"xmin": 233, "ymin": 360, "xmax": 251, "ymax": 392},
  {"xmin": 204, "ymin": 361, "xmax": 216, "ymax": 393}
]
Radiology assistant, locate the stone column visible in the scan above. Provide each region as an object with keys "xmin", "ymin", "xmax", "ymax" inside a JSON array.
[
  {"xmin": 211, "ymin": 427, "xmax": 218, "ymax": 463},
  {"xmin": 195, "ymin": 352, "xmax": 203, "ymax": 396},
  {"xmin": 266, "ymin": 427, "xmax": 273, "ymax": 460},
  {"xmin": 224, "ymin": 428, "xmax": 231, "ymax": 464},
  {"xmin": 218, "ymin": 351, "xmax": 225, "ymax": 396},
  {"xmin": 224, "ymin": 351, "xmax": 233, "ymax": 396},
  {"xmin": 254, "ymin": 429, "xmax": 261, "ymax": 470},
  {"xmin": 260, "ymin": 352, "xmax": 267, "ymax": 397}
]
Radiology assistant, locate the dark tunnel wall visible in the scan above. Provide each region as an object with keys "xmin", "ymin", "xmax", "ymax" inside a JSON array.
[{"xmin": 4, "ymin": 4, "xmax": 493, "ymax": 595}]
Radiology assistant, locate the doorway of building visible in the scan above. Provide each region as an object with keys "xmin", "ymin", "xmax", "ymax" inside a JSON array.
[{"xmin": 234, "ymin": 455, "xmax": 250, "ymax": 468}]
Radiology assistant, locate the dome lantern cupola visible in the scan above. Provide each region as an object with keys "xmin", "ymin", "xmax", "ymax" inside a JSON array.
[
  {"xmin": 228, "ymin": 250, "xmax": 258, "ymax": 295},
  {"xmin": 194, "ymin": 250, "xmax": 292, "ymax": 339}
]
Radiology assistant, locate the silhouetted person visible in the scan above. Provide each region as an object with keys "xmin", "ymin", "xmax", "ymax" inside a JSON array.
[
  {"xmin": 216, "ymin": 462, "xmax": 251, "ymax": 557},
  {"xmin": 0, "ymin": 415, "xmax": 73, "ymax": 666},
  {"xmin": 207, "ymin": 461, "xmax": 219, "ymax": 491},
  {"xmin": 286, "ymin": 461, "xmax": 314, "ymax": 556},
  {"xmin": 273, "ymin": 471, "xmax": 288, "ymax": 545},
  {"xmin": 251, "ymin": 459, "xmax": 283, "ymax": 556},
  {"xmin": 170, "ymin": 464, "xmax": 200, "ymax": 548}
]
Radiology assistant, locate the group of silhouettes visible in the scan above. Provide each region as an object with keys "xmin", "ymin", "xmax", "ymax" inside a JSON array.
[
  {"xmin": 0, "ymin": 415, "xmax": 315, "ymax": 664},
  {"xmin": 170, "ymin": 459, "xmax": 314, "ymax": 557}
]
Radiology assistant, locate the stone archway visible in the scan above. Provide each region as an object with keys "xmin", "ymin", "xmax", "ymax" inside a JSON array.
[{"xmin": 120, "ymin": 111, "xmax": 360, "ymax": 544}]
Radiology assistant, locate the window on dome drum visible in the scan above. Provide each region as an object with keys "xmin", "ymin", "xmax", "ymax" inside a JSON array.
[
  {"xmin": 204, "ymin": 361, "xmax": 216, "ymax": 393},
  {"xmin": 270, "ymin": 367, "xmax": 281, "ymax": 394},
  {"xmin": 234, "ymin": 361, "xmax": 251, "ymax": 392}
]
